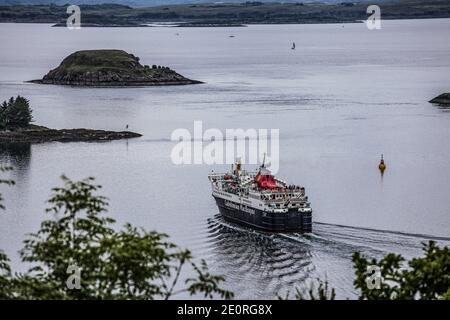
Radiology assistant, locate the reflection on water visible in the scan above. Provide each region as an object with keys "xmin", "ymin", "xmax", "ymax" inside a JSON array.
[
  {"xmin": 0, "ymin": 142, "xmax": 31, "ymax": 170},
  {"xmin": 430, "ymin": 102, "xmax": 450, "ymax": 112}
]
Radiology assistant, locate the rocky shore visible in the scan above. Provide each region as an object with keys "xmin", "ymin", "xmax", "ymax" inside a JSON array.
[
  {"xmin": 0, "ymin": 125, "xmax": 141, "ymax": 144},
  {"xmin": 30, "ymin": 50, "xmax": 202, "ymax": 87}
]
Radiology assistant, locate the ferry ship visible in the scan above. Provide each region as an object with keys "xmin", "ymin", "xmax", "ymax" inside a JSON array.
[{"xmin": 208, "ymin": 159, "xmax": 312, "ymax": 233}]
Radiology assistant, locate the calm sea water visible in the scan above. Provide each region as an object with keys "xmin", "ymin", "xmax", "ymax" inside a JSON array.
[{"xmin": 0, "ymin": 20, "xmax": 450, "ymax": 299}]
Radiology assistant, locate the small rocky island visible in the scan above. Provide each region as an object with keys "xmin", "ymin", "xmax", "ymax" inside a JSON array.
[
  {"xmin": 429, "ymin": 93, "xmax": 450, "ymax": 104},
  {"xmin": 0, "ymin": 125, "xmax": 141, "ymax": 144},
  {"xmin": 30, "ymin": 49, "xmax": 201, "ymax": 87},
  {"xmin": 0, "ymin": 96, "xmax": 141, "ymax": 144}
]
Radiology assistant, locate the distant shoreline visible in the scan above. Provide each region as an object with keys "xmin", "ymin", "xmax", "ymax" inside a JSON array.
[
  {"xmin": 3, "ymin": 17, "xmax": 450, "ymax": 28},
  {"xmin": 1, "ymin": 1, "xmax": 450, "ymax": 27}
]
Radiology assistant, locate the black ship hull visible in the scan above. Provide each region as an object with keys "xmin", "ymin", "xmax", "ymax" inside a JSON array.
[{"xmin": 213, "ymin": 196, "xmax": 312, "ymax": 233}]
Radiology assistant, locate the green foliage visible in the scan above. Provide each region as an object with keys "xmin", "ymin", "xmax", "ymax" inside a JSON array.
[
  {"xmin": 284, "ymin": 241, "xmax": 449, "ymax": 300},
  {"xmin": 353, "ymin": 241, "xmax": 450, "ymax": 300},
  {"xmin": 281, "ymin": 278, "xmax": 336, "ymax": 300},
  {"xmin": 0, "ymin": 176, "xmax": 233, "ymax": 300},
  {"xmin": 296, "ymin": 279, "xmax": 336, "ymax": 300},
  {"xmin": 0, "ymin": 96, "xmax": 33, "ymax": 130},
  {"xmin": 58, "ymin": 50, "xmax": 142, "ymax": 74},
  {"xmin": 0, "ymin": 250, "xmax": 12, "ymax": 299}
]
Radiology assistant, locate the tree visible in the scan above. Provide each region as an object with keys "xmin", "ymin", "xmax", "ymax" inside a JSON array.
[
  {"xmin": 0, "ymin": 175, "xmax": 233, "ymax": 300},
  {"xmin": 0, "ymin": 250, "xmax": 12, "ymax": 299},
  {"xmin": 296, "ymin": 242, "xmax": 449, "ymax": 300},
  {"xmin": 0, "ymin": 96, "xmax": 33, "ymax": 129},
  {"xmin": 0, "ymin": 100, "xmax": 9, "ymax": 130},
  {"xmin": 281, "ymin": 278, "xmax": 336, "ymax": 300},
  {"xmin": 353, "ymin": 241, "xmax": 450, "ymax": 300}
]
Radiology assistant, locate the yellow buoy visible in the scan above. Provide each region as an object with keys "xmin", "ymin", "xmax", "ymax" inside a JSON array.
[{"xmin": 379, "ymin": 154, "xmax": 386, "ymax": 173}]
